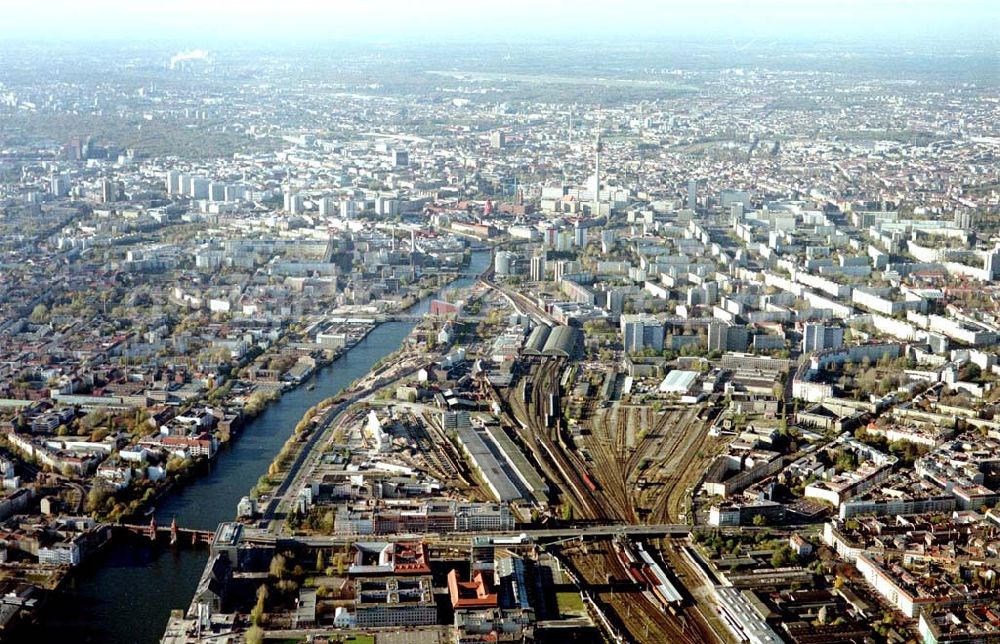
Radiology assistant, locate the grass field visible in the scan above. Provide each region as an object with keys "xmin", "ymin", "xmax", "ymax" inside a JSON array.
[{"xmin": 556, "ymin": 590, "xmax": 587, "ymax": 617}]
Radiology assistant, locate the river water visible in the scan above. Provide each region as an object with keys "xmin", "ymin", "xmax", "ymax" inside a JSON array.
[{"xmin": 38, "ymin": 250, "xmax": 488, "ymax": 644}]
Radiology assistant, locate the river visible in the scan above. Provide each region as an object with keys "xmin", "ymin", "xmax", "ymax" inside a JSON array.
[{"xmin": 37, "ymin": 250, "xmax": 489, "ymax": 644}]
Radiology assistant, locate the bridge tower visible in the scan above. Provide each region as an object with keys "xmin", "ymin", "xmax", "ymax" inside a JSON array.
[
  {"xmin": 148, "ymin": 516, "xmax": 157, "ymax": 541},
  {"xmin": 170, "ymin": 517, "xmax": 178, "ymax": 546}
]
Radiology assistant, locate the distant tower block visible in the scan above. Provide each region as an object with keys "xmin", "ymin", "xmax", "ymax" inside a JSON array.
[{"xmin": 593, "ymin": 119, "xmax": 602, "ymax": 217}]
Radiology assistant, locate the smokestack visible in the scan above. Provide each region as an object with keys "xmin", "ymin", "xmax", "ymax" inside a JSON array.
[{"xmin": 169, "ymin": 50, "xmax": 209, "ymax": 70}]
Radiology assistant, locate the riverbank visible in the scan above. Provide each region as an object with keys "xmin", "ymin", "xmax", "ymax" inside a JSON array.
[
  {"xmin": 111, "ymin": 268, "xmax": 466, "ymax": 525},
  {"xmin": 34, "ymin": 250, "xmax": 490, "ymax": 644},
  {"xmin": 76, "ymin": 322, "xmax": 375, "ymax": 527}
]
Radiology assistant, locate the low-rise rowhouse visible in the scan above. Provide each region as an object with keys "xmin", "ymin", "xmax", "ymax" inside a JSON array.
[
  {"xmin": 839, "ymin": 494, "xmax": 955, "ymax": 520},
  {"xmin": 918, "ymin": 606, "xmax": 1000, "ymax": 644},
  {"xmin": 38, "ymin": 540, "xmax": 81, "ymax": 566},
  {"xmin": 158, "ymin": 433, "xmax": 218, "ymax": 459},
  {"xmin": 4, "ymin": 433, "xmax": 105, "ymax": 475}
]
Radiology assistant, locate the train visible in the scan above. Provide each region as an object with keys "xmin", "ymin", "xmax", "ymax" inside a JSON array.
[
  {"xmin": 612, "ymin": 536, "xmax": 683, "ymax": 614},
  {"xmin": 581, "ymin": 471, "xmax": 599, "ymax": 493}
]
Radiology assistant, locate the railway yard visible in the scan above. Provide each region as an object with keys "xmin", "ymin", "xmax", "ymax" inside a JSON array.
[
  {"xmin": 494, "ymin": 354, "xmax": 730, "ymax": 643},
  {"xmin": 581, "ymin": 403, "xmax": 724, "ymax": 525},
  {"xmin": 259, "ymin": 272, "xmax": 743, "ymax": 643},
  {"xmin": 250, "ymin": 270, "xmax": 746, "ymax": 643}
]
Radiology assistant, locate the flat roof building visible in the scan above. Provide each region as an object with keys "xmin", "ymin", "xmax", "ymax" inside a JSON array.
[
  {"xmin": 658, "ymin": 370, "xmax": 698, "ymax": 394},
  {"xmin": 354, "ymin": 575, "xmax": 437, "ymax": 628}
]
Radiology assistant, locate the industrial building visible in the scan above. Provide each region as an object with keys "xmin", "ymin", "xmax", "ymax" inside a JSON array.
[
  {"xmin": 540, "ymin": 325, "xmax": 580, "ymax": 358},
  {"xmin": 714, "ymin": 586, "xmax": 783, "ymax": 644},
  {"xmin": 454, "ymin": 425, "xmax": 523, "ymax": 503},
  {"xmin": 522, "ymin": 325, "xmax": 551, "ymax": 355},
  {"xmin": 658, "ymin": 370, "xmax": 699, "ymax": 394}
]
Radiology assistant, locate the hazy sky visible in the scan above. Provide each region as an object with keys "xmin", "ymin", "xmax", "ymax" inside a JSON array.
[{"xmin": 2, "ymin": 0, "xmax": 997, "ymax": 44}]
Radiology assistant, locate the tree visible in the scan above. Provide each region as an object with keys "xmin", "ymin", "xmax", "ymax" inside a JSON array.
[
  {"xmin": 835, "ymin": 450, "xmax": 858, "ymax": 472},
  {"xmin": 81, "ymin": 410, "xmax": 107, "ymax": 431},
  {"xmin": 269, "ymin": 553, "xmax": 287, "ymax": 579},
  {"xmin": 30, "ymin": 304, "xmax": 49, "ymax": 323},
  {"xmin": 245, "ymin": 626, "xmax": 264, "ymax": 644},
  {"xmin": 249, "ymin": 584, "xmax": 268, "ymax": 626},
  {"xmin": 752, "ymin": 514, "xmax": 767, "ymax": 527},
  {"xmin": 86, "ymin": 485, "xmax": 112, "ymax": 514},
  {"xmin": 771, "ymin": 546, "xmax": 797, "ymax": 568}
]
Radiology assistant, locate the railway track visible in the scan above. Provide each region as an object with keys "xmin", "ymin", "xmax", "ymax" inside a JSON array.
[
  {"xmin": 582, "ymin": 407, "xmax": 637, "ymax": 522},
  {"xmin": 531, "ymin": 360, "xmax": 609, "ymax": 521},
  {"xmin": 563, "ymin": 541, "xmax": 710, "ymax": 644},
  {"xmin": 500, "ymin": 359, "xmax": 607, "ymax": 521},
  {"xmin": 583, "ymin": 405, "xmax": 708, "ymax": 525},
  {"xmin": 643, "ymin": 406, "xmax": 717, "ymax": 524},
  {"xmin": 496, "ymin": 356, "xmax": 725, "ymax": 642}
]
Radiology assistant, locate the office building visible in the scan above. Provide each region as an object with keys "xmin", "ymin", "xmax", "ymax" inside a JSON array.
[
  {"xmin": 340, "ymin": 199, "xmax": 359, "ymax": 219},
  {"xmin": 284, "ymin": 192, "xmax": 304, "ymax": 214},
  {"xmin": 494, "ymin": 251, "xmax": 520, "ymax": 277},
  {"xmin": 190, "ymin": 176, "xmax": 209, "ymax": 200},
  {"xmin": 600, "ymin": 229, "xmax": 615, "ymax": 253},
  {"xmin": 50, "ymin": 175, "xmax": 69, "ymax": 197},
  {"xmin": 954, "ymin": 211, "xmax": 975, "ymax": 230},
  {"xmin": 208, "ymin": 182, "xmax": 226, "ymax": 202},
  {"xmin": 317, "ymin": 197, "xmax": 334, "ymax": 216},
  {"xmin": 223, "ymin": 184, "xmax": 244, "ymax": 202},
  {"xmin": 354, "ymin": 576, "xmax": 436, "ymax": 628},
  {"xmin": 719, "ymin": 189, "xmax": 752, "ymax": 209},
  {"xmin": 165, "ymin": 171, "xmax": 182, "ymax": 196},
  {"xmin": 986, "ymin": 248, "xmax": 1000, "ymax": 281},
  {"xmin": 66, "ymin": 136, "xmax": 84, "ymax": 161},
  {"xmin": 100, "ymin": 179, "xmax": 116, "ymax": 203},
  {"xmin": 391, "ymin": 149, "xmax": 409, "ymax": 167}
]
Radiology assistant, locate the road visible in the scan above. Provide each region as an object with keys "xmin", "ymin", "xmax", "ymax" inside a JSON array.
[{"xmin": 248, "ymin": 521, "xmax": 798, "ymax": 548}]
